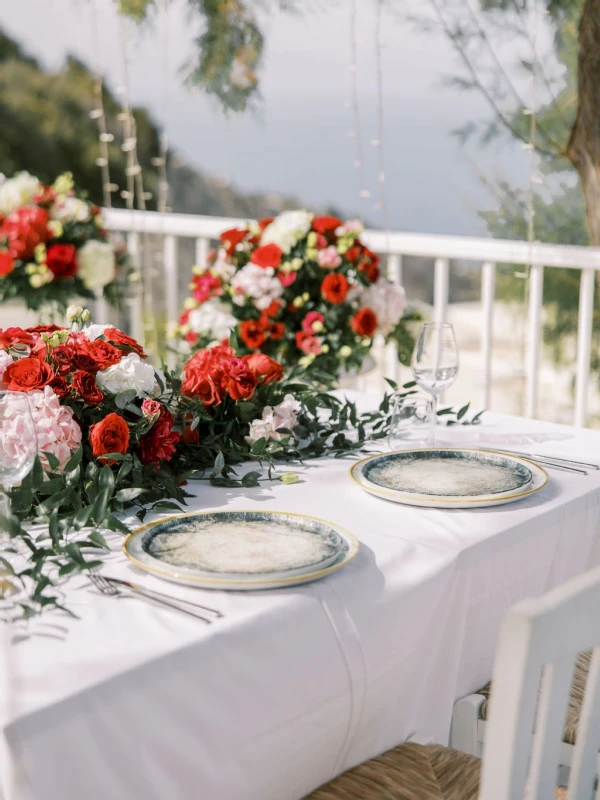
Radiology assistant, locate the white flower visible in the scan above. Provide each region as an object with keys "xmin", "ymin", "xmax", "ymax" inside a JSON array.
[
  {"xmin": 245, "ymin": 394, "xmax": 301, "ymax": 446},
  {"xmin": 96, "ymin": 353, "xmax": 157, "ymax": 398},
  {"xmin": 211, "ymin": 248, "xmax": 237, "ymax": 281},
  {"xmin": 230, "ymin": 263, "xmax": 283, "ymax": 311},
  {"xmin": 77, "ymin": 240, "xmax": 116, "ymax": 290},
  {"xmin": 335, "ymin": 219, "xmax": 363, "ymax": 237},
  {"xmin": 0, "ymin": 171, "xmax": 42, "ymax": 214},
  {"xmin": 51, "ymin": 196, "xmax": 90, "ymax": 223},
  {"xmin": 188, "ymin": 301, "xmax": 237, "ymax": 341},
  {"xmin": 260, "ymin": 210, "xmax": 313, "ymax": 254},
  {"xmin": 66, "ymin": 305, "xmax": 84, "ymax": 325},
  {"xmin": 81, "ymin": 323, "xmax": 110, "ymax": 340},
  {"xmin": 0, "ymin": 350, "xmax": 14, "ymax": 386},
  {"xmin": 360, "ymin": 278, "xmax": 406, "ymax": 336}
]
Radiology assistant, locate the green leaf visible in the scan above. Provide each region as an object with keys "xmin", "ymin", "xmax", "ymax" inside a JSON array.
[
  {"xmin": 102, "ymin": 516, "xmax": 131, "ymax": 534},
  {"xmin": 150, "ymin": 501, "xmax": 183, "ymax": 513},
  {"xmin": 89, "ymin": 488, "xmax": 110, "ymax": 524},
  {"xmin": 42, "ymin": 451, "xmax": 61, "ymax": 472},
  {"xmin": 211, "ymin": 450, "xmax": 225, "ymax": 477},
  {"xmin": 98, "ymin": 465, "xmax": 115, "ymax": 494},
  {"xmin": 88, "ymin": 531, "xmax": 109, "ymax": 549},
  {"xmin": 241, "ymin": 471, "xmax": 261, "ymax": 487},
  {"xmin": 64, "ymin": 446, "xmax": 83, "ymax": 473},
  {"xmin": 116, "ymin": 487, "xmax": 146, "ymax": 502},
  {"xmin": 250, "ymin": 437, "xmax": 267, "ymax": 456},
  {"xmin": 457, "ymin": 403, "xmax": 470, "ymax": 421},
  {"xmin": 72, "ymin": 505, "xmax": 93, "ymax": 531},
  {"xmin": 115, "ymin": 390, "xmax": 137, "ymax": 409}
]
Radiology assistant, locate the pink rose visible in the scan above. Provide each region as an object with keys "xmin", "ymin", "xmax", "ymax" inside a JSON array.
[
  {"xmin": 317, "ymin": 246, "xmax": 342, "ymax": 270},
  {"xmin": 141, "ymin": 399, "xmax": 162, "ymax": 419}
]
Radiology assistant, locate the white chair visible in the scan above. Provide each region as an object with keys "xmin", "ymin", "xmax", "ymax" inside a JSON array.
[{"xmin": 307, "ymin": 564, "xmax": 600, "ymax": 799}]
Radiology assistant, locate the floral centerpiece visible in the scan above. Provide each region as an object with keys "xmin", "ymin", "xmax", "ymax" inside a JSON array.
[
  {"xmin": 0, "ymin": 310, "xmax": 480, "ymax": 618},
  {"xmin": 0, "ymin": 171, "xmax": 124, "ymax": 313},
  {"xmin": 172, "ymin": 210, "xmax": 416, "ymax": 381}
]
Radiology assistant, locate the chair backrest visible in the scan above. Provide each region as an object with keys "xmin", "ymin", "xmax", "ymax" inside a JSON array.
[{"xmin": 479, "ymin": 564, "xmax": 600, "ymax": 800}]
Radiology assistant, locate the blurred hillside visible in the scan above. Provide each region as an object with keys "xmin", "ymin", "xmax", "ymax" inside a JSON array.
[{"xmin": 0, "ymin": 29, "xmax": 305, "ymax": 220}]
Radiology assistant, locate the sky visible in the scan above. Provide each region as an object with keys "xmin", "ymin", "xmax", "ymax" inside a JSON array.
[{"xmin": 1, "ymin": 0, "xmax": 534, "ymax": 235}]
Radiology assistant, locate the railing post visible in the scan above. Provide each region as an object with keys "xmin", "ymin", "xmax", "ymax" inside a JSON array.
[
  {"xmin": 93, "ymin": 288, "xmax": 108, "ymax": 325},
  {"xmin": 574, "ymin": 268, "xmax": 595, "ymax": 427},
  {"xmin": 385, "ymin": 253, "xmax": 403, "ymax": 383},
  {"xmin": 525, "ymin": 264, "xmax": 544, "ymax": 418},
  {"xmin": 387, "ymin": 253, "xmax": 403, "ymax": 286},
  {"xmin": 163, "ymin": 234, "xmax": 178, "ymax": 370},
  {"xmin": 195, "ymin": 237, "xmax": 209, "ymax": 268},
  {"xmin": 481, "ymin": 261, "xmax": 496, "ymax": 409},
  {"xmin": 126, "ymin": 231, "xmax": 144, "ymax": 345},
  {"xmin": 434, "ymin": 258, "xmax": 449, "ymax": 323}
]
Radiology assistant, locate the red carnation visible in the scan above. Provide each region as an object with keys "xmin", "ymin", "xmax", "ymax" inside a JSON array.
[
  {"xmin": 351, "ymin": 308, "xmax": 378, "ymax": 337},
  {"xmin": 263, "ymin": 300, "xmax": 282, "ymax": 318},
  {"xmin": 192, "ymin": 272, "xmax": 223, "ymax": 304},
  {"xmin": 1, "ymin": 206, "xmax": 49, "ymax": 261},
  {"xmin": 245, "ymin": 353, "xmax": 284, "ymax": 385},
  {"xmin": 49, "ymin": 375, "xmax": 70, "ymax": 399},
  {"xmin": 278, "ymin": 271, "xmax": 297, "ymax": 287},
  {"xmin": 321, "ymin": 273, "xmax": 349, "ymax": 304},
  {"xmin": 222, "ymin": 357, "xmax": 258, "ymax": 401},
  {"xmin": 0, "ymin": 327, "xmax": 35, "ymax": 350},
  {"xmin": 358, "ymin": 247, "xmax": 380, "ymax": 283},
  {"xmin": 220, "ymin": 227, "xmax": 248, "ymax": 256},
  {"xmin": 258, "ymin": 217, "xmax": 274, "ymax": 231},
  {"xmin": 51, "ymin": 344, "xmax": 77, "ymax": 375},
  {"xmin": 27, "ymin": 324, "xmax": 63, "ymax": 335},
  {"xmin": 345, "ymin": 246, "xmax": 361, "ymax": 263},
  {"xmin": 239, "ymin": 319, "xmax": 267, "ymax": 350},
  {"xmin": 137, "ymin": 408, "xmax": 180, "ymax": 467},
  {"xmin": 295, "ymin": 331, "xmax": 322, "ymax": 355},
  {"xmin": 0, "ymin": 251, "xmax": 14, "ymax": 277},
  {"xmin": 46, "ymin": 244, "xmax": 78, "ymax": 280},
  {"xmin": 103, "ymin": 327, "xmax": 147, "ymax": 359},
  {"xmin": 250, "ymin": 244, "xmax": 283, "ymax": 269},
  {"xmin": 72, "ymin": 371, "xmax": 104, "ymax": 406},
  {"xmin": 312, "ymin": 216, "xmax": 342, "ymax": 236},
  {"xmin": 269, "ymin": 321, "xmax": 286, "ymax": 340},
  {"xmin": 181, "ymin": 350, "xmax": 227, "ymax": 407}
]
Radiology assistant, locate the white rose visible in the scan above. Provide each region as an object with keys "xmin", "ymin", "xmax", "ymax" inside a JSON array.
[
  {"xmin": 230, "ymin": 263, "xmax": 283, "ymax": 311},
  {"xmin": 96, "ymin": 353, "xmax": 157, "ymax": 397},
  {"xmin": 188, "ymin": 301, "xmax": 237, "ymax": 341},
  {"xmin": 245, "ymin": 394, "xmax": 300, "ymax": 446},
  {"xmin": 212, "ymin": 249, "xmax": 237, "ymax": 281},
  {"xmin": 77, "ymin": 240, "xmax": 116, "ymax": 290},
  {"xmin": 0, "ymin": 350, "xmax": 14, "ymax": 386},
  {"xmin": 81, "ymin": 323, "xmax": 110, "ymax": 340},
  {"xmin": 260, "ymin": 210, "xmax": 313, "ymax": 254},
  {"xmin": 0, "ymin": 172, "xmax": 42, "ymax": 214},
  {"xmin": 360, "ymin": 278, "xmax": 406, "ymax": 336},
  {"xmin": 51, "ymin": 196, "xmax": 91, "ymax": 223}
]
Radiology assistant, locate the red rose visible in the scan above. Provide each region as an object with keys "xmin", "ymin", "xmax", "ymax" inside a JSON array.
[
  {"xmin": 0, "ymin": 251, "xmax": 14, "ymax": 277},
  {"xmin": 258, "ymin": 217, "xmax": 274, "ymax": 231},
  {"xmin": 358, "ymin": 247, "xmax": 380, "ymax": 283},
  {"xmin": 220, "ymin": 227, "xmax": 248, "ymax": 256},
  {"xmin": 269, "ymin": 321, "xmax": 286, "ymax": 340},
  {"xmin": 222, "ymin": 357, "xmax": 258, "ymax": 401},
  {"xmin": 250, "ymin": 244, "xmax": 283, "ymax": 269},
  {"xmin": 295, "ymin": 331, "xmax": 322, "ymax": 355},
  {"xmin": 245, "ymin": 353, "xmax": 284, "ymax": 385},
  {"xmin": 0, "ymin": 327, "xmax": 35, "ymax": 350},
  {"xmin": 4, "ymin": 357, "xmax": 54, "ymax": 391},
  {"xmin": 72, "ymin": 371, "xmax": 104, "ymax": 405},
  {"xmin": 89, "ymin": 412, "xmax": 130, "ymax": 465},
  {"xmin": 103, "ymin": 327, "xmax": 147, "ymax": 359},
  {"xmin": 239, "ymin": 319, "xmax": 267, "ymax": 350},
  {"xmin": 312, "ymin": 216, "xmax": 342, "ymax": 236},
  {"xmin": 141, "ymin": 398, "xmax": 161, "ymax": 419},
  {"xmin": 46, "ymin": 244, "xmax": 77, "ymax": 279},
  {"xmin": 321, "ymin": 273, "xmax": 349, "ymax": 304},
  {"xmin": 137, "ymin": 408, "xmax": 180, "ymax": 467},
  {"xmin": 182, "ymin": 424, "xmax": 200, "ymax": 445},
  {"xmin": 1, "ymin": 206, "xmax": 49, "ymax": 260},
  {"xmin": 345, "ymin": 246, "xmax": 361, "ymax": 263},
  {"xmin": 52, "ymin": 344, "xmax": 77, "ymax": 375},
  {"xmin": 181, "ymin": 351, "xmax": 227, "ymax": 406},
  {"xmin": 49, "ymin": 375, "xmax": 70, "ymax": 399},
  {"xmin": 27, "ymin": 324, "xmax": 63, "ymax": 335},
  {"xmin": 351, "ymin": 308, "xmax": 378, "ymax": 337},
  {"xmin": 74, "ymin": 340, "xmax": 122, "ymax": 372}
]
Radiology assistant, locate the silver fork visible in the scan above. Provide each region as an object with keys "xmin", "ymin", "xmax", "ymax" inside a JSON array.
[{"xmin": 89, "ymin": 573, "xmax": 214, "ymax": 624}]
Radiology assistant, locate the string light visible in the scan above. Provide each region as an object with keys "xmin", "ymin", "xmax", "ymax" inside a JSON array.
[
  {"xmin": 373, "ymin": 0, "xmax": 389, "ymax": 240},
  {"xmin": 349, "ymin": 0, "xmax": 367, "ymax": 221},
  {"xmin": 89, "ymin": 0, "xmax": 116, "ymax": 209}
]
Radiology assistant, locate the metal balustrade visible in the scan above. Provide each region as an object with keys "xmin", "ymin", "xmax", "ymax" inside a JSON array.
[{"xmin": 103, "ymin": 207, "xmax": 600, "ymax": 427}]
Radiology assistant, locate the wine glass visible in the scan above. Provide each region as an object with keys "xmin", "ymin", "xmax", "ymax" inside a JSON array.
[
  {"xmin": 388, "ymin": 396, "xmax": 432, "ymax": 451},
  {"xmin": 411, "ymin": 322, "xmax": 459, "ymax": 446},
  {"xmin": 0, "ymin": 392, "xmax": 37, "ymax": 542}
]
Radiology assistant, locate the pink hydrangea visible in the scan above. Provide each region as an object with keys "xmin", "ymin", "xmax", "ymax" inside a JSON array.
[
  {"xmin": 29, "ymin": 386, "xmax": 82, "ymax": 469},
  {"xmin": 317, "ymin": 246, "xmax": 342, "ymax": 270}
]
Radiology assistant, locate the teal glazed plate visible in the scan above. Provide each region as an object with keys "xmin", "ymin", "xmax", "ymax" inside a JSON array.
[
  {"xmin": 350, "ymin": 448, "xmax": 549, "ymax": 509},
  {"xmin": 124, "ymin": 510, "xmax": 359, "ymax": 590}
]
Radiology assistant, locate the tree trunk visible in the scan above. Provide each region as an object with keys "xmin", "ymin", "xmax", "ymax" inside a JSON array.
[{"xmin": 567, "ymin": 0, "xmax": 600, "ymax": 246}]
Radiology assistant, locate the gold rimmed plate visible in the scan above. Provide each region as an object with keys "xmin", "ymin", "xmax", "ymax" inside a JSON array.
[
  {"xmin": 124, "ymin": 510, "xmax": 359, "ymax": 590},
  {"xmin": 350, "ymin": 448, "xmax": 549, "ymax": 509}
]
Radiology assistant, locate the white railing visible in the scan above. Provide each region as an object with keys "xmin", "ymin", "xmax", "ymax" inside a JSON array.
[{"xmin": 103, "ymin": 208, "xmax": 600, "ymax": 427}]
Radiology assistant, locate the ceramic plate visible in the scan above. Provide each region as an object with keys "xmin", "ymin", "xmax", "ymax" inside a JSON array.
[
  {"xmin": 124, "ymin": 510, "xmax": 359, "ymax": 590},
  {"xmin": 350, "ymin": 448, "xmax": 549, "ymax": 508}
]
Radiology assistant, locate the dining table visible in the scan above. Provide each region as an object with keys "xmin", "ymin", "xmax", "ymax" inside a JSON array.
[{"xmin": 2, "ymin": 392, "xmax": 600, "ymax": 800}]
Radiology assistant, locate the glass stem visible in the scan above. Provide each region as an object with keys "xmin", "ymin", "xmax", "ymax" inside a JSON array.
[
  {"xmin": 430, "ymin": 394, "xmax": 438, "ymax": 446},
  {"xmin": 0, "ymin": 488, "xmax": 10, "ymax": 551}
]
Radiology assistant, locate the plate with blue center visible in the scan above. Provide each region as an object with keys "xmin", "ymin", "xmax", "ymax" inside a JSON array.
[
  {"xmin": 123, "ymin": 510, "xmax": 359, "ymax": 590},
  {"xmin": 350, "ymin": 448, "xmax": 549, "ymax": 508}
]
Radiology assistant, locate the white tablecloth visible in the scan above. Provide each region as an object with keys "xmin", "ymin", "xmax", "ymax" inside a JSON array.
[{"xmin": 3, "ymin": 400, "xmax": 600, "ymax": 800}]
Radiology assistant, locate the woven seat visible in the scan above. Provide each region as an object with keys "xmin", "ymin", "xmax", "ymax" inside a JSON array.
[
  {"xmin": 478, "ymin": 651, "xmax": 591, "ymax": 745},
  {"xmin": 305, "ymin": 742, "xmax": 566, "ymax": 799}
]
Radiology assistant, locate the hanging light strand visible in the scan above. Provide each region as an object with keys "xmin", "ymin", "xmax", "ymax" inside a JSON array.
[
  {"xmin": 349, "ymin": 0, "xmax": 368, "ymax": 221},
  {"xmin": 373, "ymin": 0, "xmax": 389, "ymax": 245},
  {"xmin": 89, "ymin": 0, "xmax": 116, "ymax": 209},
  {"xmin": 155, "ymin": 0, "xmax": 171, "ymax": 214}
]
